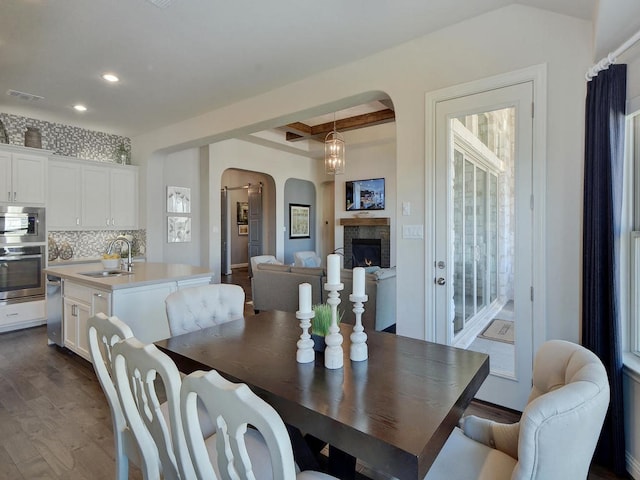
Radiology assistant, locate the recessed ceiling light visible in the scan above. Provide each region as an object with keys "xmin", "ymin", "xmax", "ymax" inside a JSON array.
[
  {"xmin": 102, "ymin": 73, "xmax": 119, "ymax": 83},
  {"xmin": 73, "ymin": 104, "xmax": 87, "ymax": 112}
]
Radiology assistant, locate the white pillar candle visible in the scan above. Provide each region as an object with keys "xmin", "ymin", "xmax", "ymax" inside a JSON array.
[
  {"xmin": 353, "ymin": 267, "xmax": 365, "ymax": 297},
  {"xmin": 299, "ymin": 283, "xmax": 312, "ymax": 313},
  {"xmin": 327, "ymin": 254, "xmax": 341, "ymax": 285}
]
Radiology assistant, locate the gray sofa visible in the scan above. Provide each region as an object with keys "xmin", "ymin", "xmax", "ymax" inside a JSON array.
[{"xmin": 251, "ymin": 263, "xmax": 396, "ymax": 332}]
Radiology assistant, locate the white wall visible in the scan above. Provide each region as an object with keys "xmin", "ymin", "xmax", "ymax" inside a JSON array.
[{"xmin": 132, "ymin": 5, "xmax": 591, "ymax": 343}]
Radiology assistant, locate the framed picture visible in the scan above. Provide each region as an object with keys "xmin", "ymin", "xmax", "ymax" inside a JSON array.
[
  {"xmin": 238, "ymin": 224, "xmax": 249, "ymax": 236},
  {"xmin": 168, "ymin": 216, "xmax": 191, "ymax": 243},
  {"xmin": 237, "ymin": 202, "xmax": 249, "ymax": 224},
  {"xmin": 289, "ymin": 204, "xmax": 310, "ymax": 239},
  {"xmin": 167, "ymin": 186, "xmax": 191, "ymax": 213}
]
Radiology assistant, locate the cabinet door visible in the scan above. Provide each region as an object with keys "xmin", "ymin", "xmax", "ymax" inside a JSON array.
[
  {"xmin": 12, "ymin": 153, "xmax": 47, "ymax": 205},
  {"xmin": 110, "ymin": 168, "xmax": 138, "ymax": 228},
  {"xmin": 48, "ymin": 161, "xmax": 82, "ymax": 229},
  {"xmin": 75, "ymin": 301, "xmax": 92, "ymax": 361},
  {"xmin": 91, "ymin": 289, "xmax": 111, "ymax": 317},
  {"xmin": 0, "ymin": 151, "xmax": 12, "ymax": 203},
  {"xmin": 82, "ymin": 166, "xmax": 110, "ymax": 228},
  {"xmin": 63, "ymin": 297, "xmax": 78, "ymax": 351}
]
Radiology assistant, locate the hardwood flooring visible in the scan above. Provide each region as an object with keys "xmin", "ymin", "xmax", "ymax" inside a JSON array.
[{"xmin": 0, "ymin": 267, "xmax": 626, "ymax": 479}]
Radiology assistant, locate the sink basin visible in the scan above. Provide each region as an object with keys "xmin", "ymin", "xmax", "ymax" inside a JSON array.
[{"xmin": 79, "ymin": 270, "xmax": 133, "ymax": 278}]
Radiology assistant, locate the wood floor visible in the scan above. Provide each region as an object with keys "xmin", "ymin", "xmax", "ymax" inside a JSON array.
[{"xmin": 0, "ymin": 267, "xmax": 626, "ymax": 479}]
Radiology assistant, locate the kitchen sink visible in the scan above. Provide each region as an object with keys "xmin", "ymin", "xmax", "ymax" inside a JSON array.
[{"xmin": 79, "ymin": 270, "xmax": 133, "ymax": 278}]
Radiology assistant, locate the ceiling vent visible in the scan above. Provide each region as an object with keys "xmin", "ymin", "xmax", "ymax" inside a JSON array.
[
  {"xmin": 146, "ymin": 0, "xmax": 172, "ymax": 8},
  {"xmin": 6, "ymin": 89, "xmax": 44, "ymax": 102}
]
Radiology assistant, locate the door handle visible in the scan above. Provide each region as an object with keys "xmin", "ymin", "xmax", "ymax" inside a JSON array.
[{"xmin": 435, "ymin": 277, "xmax": 446, "ymax": 286}]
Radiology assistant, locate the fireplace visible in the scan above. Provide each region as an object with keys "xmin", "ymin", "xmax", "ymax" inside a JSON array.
[
  {"xmin": 341, "ymin": 218, "xmax": 390, "ymax": 268},
  {"xmin": 352, "ymin": 239, "xmax": 381, "ymax": 267}
]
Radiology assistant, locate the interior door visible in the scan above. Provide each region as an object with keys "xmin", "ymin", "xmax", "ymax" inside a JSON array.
[
  {"xmin": 221, "ymin": 187, "xmax": 228, "ymax": 276},
  {"xmin": 434, "ymin": 82, "xmax": 534, "ymax": 410},
  {"xmin": 247, "ymin": 183, "xmax": 263, "ymax": 273}
]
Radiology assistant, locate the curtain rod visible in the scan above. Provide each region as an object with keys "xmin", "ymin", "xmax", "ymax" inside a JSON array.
[{"xmin": 586, "ymin": 29, "xmax": 640, "ymax": 80}]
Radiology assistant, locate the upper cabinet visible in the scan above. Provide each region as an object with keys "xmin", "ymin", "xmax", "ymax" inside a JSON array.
[
  {"xmin": 48, "ymin": 156, "xmax": 138, "ymax": 230},
  {"xmin": 0, "ymin": 145, "xmax": 50, "ymax": 206}
]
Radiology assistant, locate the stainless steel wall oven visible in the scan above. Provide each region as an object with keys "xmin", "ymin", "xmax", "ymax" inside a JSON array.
[{"xmin": 0, "ymin": 246, "xmax": 45, "ymax": 303}]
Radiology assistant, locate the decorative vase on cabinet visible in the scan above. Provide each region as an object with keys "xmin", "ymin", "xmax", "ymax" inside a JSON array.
[{"xmin": 24, "ymin": 126, "xmax": 42, "ymax": 148}]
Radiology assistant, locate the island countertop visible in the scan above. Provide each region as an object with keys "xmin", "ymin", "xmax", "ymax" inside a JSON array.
[{"xmin": 44, "ymin": 262, "xmax": 213, "ymax": 291}]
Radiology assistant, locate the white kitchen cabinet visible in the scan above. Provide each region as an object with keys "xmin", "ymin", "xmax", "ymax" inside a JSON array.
[
  {"xmin": 0, "ymin": 300, "xmax": 46, "ymax": 333},
  {"xmin": 0, "ymin": 145, "xmax": 49, "ymax": 205},
  {"xmin": 48, "ymin": 160, "xmax": 82, "ymax": 228},
  {"xmin": 48, "ymin": 157, "xmax": 138, "ymax": 230},
  {"xmin": 62, "ymin": 281, "xmax": 111, "ymax": 361}
]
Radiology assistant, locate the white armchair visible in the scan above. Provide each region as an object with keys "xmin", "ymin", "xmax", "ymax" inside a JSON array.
[
  {"xmin": 165, "ymin": 284, "xmax": 245, "ymax": 336},
  {"xmin": 293, "ymin": 251, "xmax": 322, "ymax": 268},
  {"xmin": 425, "ymin": 340, "xmax": 610, "ymax": 480}
]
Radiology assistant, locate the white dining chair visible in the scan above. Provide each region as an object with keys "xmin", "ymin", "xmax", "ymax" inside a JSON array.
[
  {"xmin": 181, "ymin": 369, "xmax": 338, "ymax": 480},
  {"xmin": 425, "ymin": 339, "xmax": 610, "ymax": 480},
  {"xmin": 112, "ymin": 336, "xmax": 196, "ymax": 480},
  {"xmin": 165, "ymin": 284, "xmax": 245, "ymax": 336},
  {"xmin": 88, "ymin": 313, "xmax": 141, "ymax": 480}
]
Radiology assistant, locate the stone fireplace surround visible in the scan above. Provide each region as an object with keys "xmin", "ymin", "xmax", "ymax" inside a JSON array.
[{"xmin": 340, "ymin": 218, "xmax": 390, "ymax": 268}]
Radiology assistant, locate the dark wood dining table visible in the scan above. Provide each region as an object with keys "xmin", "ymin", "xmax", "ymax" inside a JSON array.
[{"xmin": 155, "ymin": 310, "xmax": 489, "ymax": 479}]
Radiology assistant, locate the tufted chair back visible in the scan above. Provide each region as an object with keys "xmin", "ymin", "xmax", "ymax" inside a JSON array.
[
  {"xmin": 511, "ymin": 339, "xmax": 610, "ymax": 480},
  {"xmin": 165, "ymin": 284, "xmax": 245, "ymax": 336}
]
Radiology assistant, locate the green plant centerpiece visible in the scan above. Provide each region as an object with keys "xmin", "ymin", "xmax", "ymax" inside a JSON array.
[{"xmin": 311, "ymin": 304, "xmax": 343, "ymax": 352}]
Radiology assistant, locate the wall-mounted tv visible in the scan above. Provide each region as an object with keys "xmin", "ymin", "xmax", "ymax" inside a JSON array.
[{"xmin": 346, "ymin": 178, "xmax": 385, "ymax": 211}]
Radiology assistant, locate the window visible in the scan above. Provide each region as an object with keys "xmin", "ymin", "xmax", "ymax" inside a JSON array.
[{"xmin": 630, "ymin": 113, "xmax": 640, "ymax": 357}]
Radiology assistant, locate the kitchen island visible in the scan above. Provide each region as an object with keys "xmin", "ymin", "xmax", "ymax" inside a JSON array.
[{"xmin": 45, "ymin": 262, "xmax": 213, "ymax": 360}]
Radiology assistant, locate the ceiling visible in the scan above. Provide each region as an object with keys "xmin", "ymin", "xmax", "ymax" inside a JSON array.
[{"xmin": 0, "ymin": 0, "xmax": 598, "ymax": 138}]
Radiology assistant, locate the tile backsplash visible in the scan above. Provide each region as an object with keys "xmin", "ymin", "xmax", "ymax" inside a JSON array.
[
  {"xmin": 0, "ymin": 112, "xmax": 130, "ymax": 162},
  {"xmin": 49, "ymin": 230, "xmax": 146, "ymax": 259}
]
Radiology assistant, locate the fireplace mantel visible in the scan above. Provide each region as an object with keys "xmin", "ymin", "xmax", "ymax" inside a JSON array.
[{"xmin": 339, "ymin": 217, "xmax": 390, "ymax": 227}]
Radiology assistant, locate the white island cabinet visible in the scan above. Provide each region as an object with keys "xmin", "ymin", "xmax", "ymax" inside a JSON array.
[{"xmin": 45, "ymin": 262, "xmax": 213, "ymax": 360}]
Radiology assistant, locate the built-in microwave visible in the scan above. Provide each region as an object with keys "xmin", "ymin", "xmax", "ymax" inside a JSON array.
[{"xmin": 0, "ymin": 206, "xmax": 46, "ymax": 244}]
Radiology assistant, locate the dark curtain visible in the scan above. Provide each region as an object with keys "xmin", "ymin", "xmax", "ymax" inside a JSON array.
[{"xmin": 582, "ymin": 63, "xmax": 626, "ymax": 475}]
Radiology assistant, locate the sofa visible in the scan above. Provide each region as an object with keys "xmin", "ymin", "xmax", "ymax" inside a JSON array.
[{"xmin": 251, "ymin": 263, "xmax": 396, "ymax": 332}]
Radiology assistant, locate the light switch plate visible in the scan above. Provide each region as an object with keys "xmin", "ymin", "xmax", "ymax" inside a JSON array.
[
  {"xmin": 402, "ymin": 224, "xmax": 424, "ymax": 239},
  {"xmin": 402, "ymin": 201, "xmax": 411, "ymax": 216}
]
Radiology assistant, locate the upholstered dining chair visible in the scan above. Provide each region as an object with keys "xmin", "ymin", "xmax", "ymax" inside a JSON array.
[
  {"xmin": 425, "ymin": 339, "xmax": 610, "ymax": 480},
  {"xmin": 293, "ymin": 251, "xmax": 322, "ymax": 268},
  {"xmin": 165, "ymin": 284, "xmax": 245, "ymax": 336},
  {"xmin": 88, "ymin": 313, "xmax": 140, "ymax": 480},
  {"xmin": 181, "ymin": 369, "xmax": 338, "ymax": 480}
]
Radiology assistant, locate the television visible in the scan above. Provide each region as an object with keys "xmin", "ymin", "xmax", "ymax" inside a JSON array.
[{"xmin": 346, "ymin": 178, "xmax": 385, "ymax": 211}]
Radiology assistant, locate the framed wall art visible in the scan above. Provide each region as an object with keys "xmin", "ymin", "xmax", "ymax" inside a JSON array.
[
  {"xmin": 289, "ymin": 204, "xmax": 310, "ymax": 239},
  {"xmin": 168, "ymin": 216, "xmax": 191, "ymax": 243},
  {"xmin": 237, "ymin": 201, "xmax": 249, "ymax": 224},
  {"xmin": 167, "ymin": 186, "xmax": 191, "ymax": 213},
  {"xmin": 238, "ymin": 224, "xmax": 248, "ymax": 236}
]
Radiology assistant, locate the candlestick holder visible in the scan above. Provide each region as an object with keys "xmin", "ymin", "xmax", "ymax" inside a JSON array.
[
  {"xmin": 349, "ymin": 293, "xmax": 368, "ymax": 361},
  {"xmin": 323, "ymin": 282, "xmax": 344, "ymax": 369},
  {"xmin": 296, "ymin": 310, "xmax": 315, "ymax": 363}
]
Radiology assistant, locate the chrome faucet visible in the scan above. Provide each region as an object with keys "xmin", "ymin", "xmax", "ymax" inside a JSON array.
[{"xmin": 107, "ymin": 235, "xmax": 133, "ymax": 272}]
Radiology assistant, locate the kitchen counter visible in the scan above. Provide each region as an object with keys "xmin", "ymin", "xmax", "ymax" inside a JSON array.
[
  {"xmin": 45, "ymin": 262, "xmax": 214, "ymax": 351},
  {"xmin": 45, "ymin": 262, "xmax": 213, "ymax": 291}
]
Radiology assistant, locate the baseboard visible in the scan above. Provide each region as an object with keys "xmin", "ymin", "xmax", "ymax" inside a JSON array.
[{"xmin": 231, "ymin": 263, "xmax": 248, "ymax": 269}]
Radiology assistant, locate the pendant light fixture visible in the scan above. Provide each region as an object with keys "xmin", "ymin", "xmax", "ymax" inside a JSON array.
[{"xmin": 324, "ymin": 113, "xmax": 345, "ymax": 175}]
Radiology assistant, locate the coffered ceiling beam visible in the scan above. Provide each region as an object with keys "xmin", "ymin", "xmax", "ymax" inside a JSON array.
[{"xmin": 284, "ymin": 109, "xmax": 395, "ymax": 142}]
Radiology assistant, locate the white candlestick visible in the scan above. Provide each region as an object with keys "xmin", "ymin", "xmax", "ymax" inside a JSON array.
[
  {"xmin": 353, "ymin": 267, "xmax": 365, "ymax": 297},
  {"xmin": 299, "ymin": 283, "xmax": 312, "ymax": 313},
  {"xmin": 327, "ymin": 254, "xmax": 340, "ymax": 285}
]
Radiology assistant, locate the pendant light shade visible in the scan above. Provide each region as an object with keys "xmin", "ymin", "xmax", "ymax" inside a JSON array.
[{"xmin": 325, "ymin": 114, "xmax": 345, "ymax": 175}]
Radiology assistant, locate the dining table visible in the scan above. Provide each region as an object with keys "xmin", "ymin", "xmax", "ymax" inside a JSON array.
[{"xmin": 155, "ymin": 310, "xmax": 489, "ymax": 479}]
